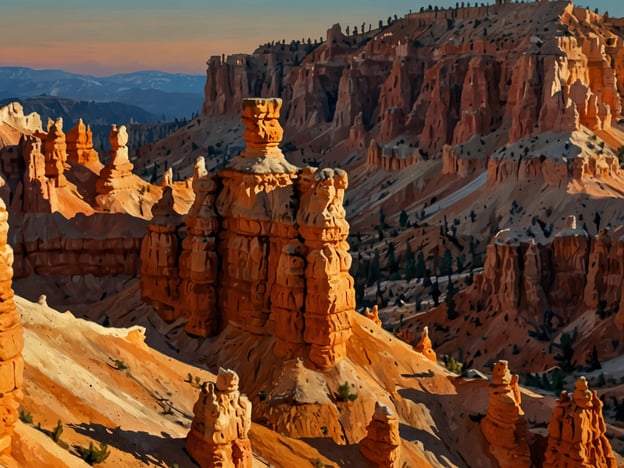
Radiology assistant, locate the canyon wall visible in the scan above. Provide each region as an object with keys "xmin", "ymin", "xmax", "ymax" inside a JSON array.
[
  {"xmin": 199, "ymin": 1, "xmax": 624, "ymax": 173},
  {"xmin": 141, "ymin": 98, "xmax": 355, "ymax": 369},
  {"xmin": 0, "ymin": 198, "xmax": 22, "ymax": 467},
  {"xmin": 461, "ymin": 215, "xmax": 624, "ymax": 335}
]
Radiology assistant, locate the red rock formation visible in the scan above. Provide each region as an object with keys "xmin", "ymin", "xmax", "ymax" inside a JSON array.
[
  {"xmin": 13, "ymin": 213, "xmax": 144, "ymax": 278},
  {"xmin": 364, "ymin": 305, "xmax": 381, "ymax": 326},
  {"xmin": 217, "ymin": 98, "xmax": 300, "ymax": 336},
  {"xmin": 543, "ymin": 377, "xmax": 616, "ymax": 468},
  {"xmin": 96, "ymin": 124, "xmax": 135, "ymax": 197},
  {"xmin": 358, "ymin": 402, "xmax": 401, "ymax": 468},
  {"xmin": 298, "ymin": 166, "xmax": 354, "ymax": 369},
  {"xmin": 199, "ymin": 2, "xmax": 623, "ymax": 161},
  {"xmin": 186, "ymin": 368, "xmax": 252, "ymax": 468},
  {"xmin": 366, "ymin": 140, "xmax": 420, "ymax": 171},
  {"xmin": 549, "ymin": 215, "xmax": 589, "ymax": 320},
  {"xmin": 0, "ymin": 198, "xmax": 23, "ymax": 467},
  {"xmin": 66, "ymin": 118, "xmax": 100, "ymax": 165},
  {"xmin": 441, "ymin": 143, "xmax": 488, "ymax": 177},
  {"xmin": 20, "ymin": 135, "xmax": 56, "ymax": 213},
  {"xmin": 140, "ymin": 98, "xmax": 355, "ymax": 369},
  {"xmin": 140, "ymin": 186, "xmax": 183, "ymax": 321},
  {"xmin": 178, "ymin": 157, "xmax": 219, "ymax": 336},
  {"xmin": 486, "ymin": 131, "xmax": 620, "ymax": 187},
  {"xmin": 414, "ymin": 326, "xmax": 436, "ymax": 362},
  {"xmin": 43, "ymin": 117, "xmax": 68, "ymax": 187},
  {"xmin": 481, "ymin": 360, "xmax": 531, "ymax": 468}
]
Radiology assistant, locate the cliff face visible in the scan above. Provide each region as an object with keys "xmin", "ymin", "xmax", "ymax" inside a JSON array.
[
  {"xmin": 141, "ymin": 98, "xmax": 355, "ymax": 369},
  {"xmin": 199, "ymin": 2, "xmax": 624, "ymax": 170},
  {"xmin": 0, "ymin": 198, "xmax": 22, "ymax": 467}
]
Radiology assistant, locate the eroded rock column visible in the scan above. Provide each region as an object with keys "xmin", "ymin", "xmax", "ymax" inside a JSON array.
[
  {"xmin": 481, "ymin": 360, "xmax": 531, "ymax": 468},
  {"xmin": 43, "ymin": 117, "xmax": 68, "ymax": 187},
  {"xmin": 66, "ymin": 118, "xmax": 100, "ymax": 165},
  {"xmin": 96, "ymin": 124, "xmax": 135, "ymax": 197},
  {"xmin": 186, "ymin": 368, "xmax": 252, "ymax": 468},
  {"xmin": 179, "ymin": 157, "xmax": 220, "ymax": 336},
  {"xmin": 140, "ymin": 186, "xmax": 182, "ymax": 321},
  {"xmin": 544, "ymin": 377, "xmax": 616, "ymax": 468},
  {"xmin": 0, "ymin": 198, "xmax": 23, "ymax": 466},
  {"xmin": 358, "ymin": 402, "xmax": 401, "ymax": 467},
  {"xmin": 216, "ymin": 98, "xmax": 299, "ymax": 334},
  {"xmin": 298, "ymin": 167, "xmax": 354, "ymax": 369}
]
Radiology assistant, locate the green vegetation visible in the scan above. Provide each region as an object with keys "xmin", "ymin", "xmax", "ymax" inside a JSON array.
[
  {"xmin": 110, "ymin": 358, "xmax": 128, "ymax": 370},
  {"xmin": 75, "ymin": 442, "xmax": 111, "ymax": 465},
  {"xmin": 443, "ymin": 355, "xmax": 463, "ymax": 375},
  {"xmin": 19, "ymin": 408, "xmax": 33, "ymax": 424},
  {"xmin": 336, "ymin": 382, "xmax": 358, "ymax": 402},
  {"xmin": 52, "ymin": 419, "xmax": 69, "ymax": 449}
]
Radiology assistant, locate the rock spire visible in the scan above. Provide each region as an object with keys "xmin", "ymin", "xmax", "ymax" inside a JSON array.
[
  {"xmin": 186, "ymin": 368, "xmax": 252, "ymax": 468},
  {"xmin": 0, "ymin": 198, "xmax": 23, "ymax": 467}
]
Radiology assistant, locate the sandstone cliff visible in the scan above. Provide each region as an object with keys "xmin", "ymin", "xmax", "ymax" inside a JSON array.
[
  {"xmin": 0, "ymin": 198, "xmax": 22, "ymax": 468},
  {"xmin": 141, "ymin": 98, "xmax": 354, "ymax": 369},
  {"xmin": 198, "ymin": 1, "xmax": 624, "ymax": 170}
]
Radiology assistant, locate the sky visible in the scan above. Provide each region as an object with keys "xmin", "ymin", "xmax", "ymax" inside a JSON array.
[{"xmin": 1, "ymin": 0, "xmax": 622, "ymax": 76}]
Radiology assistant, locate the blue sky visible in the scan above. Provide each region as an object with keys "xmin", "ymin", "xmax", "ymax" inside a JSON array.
[{"xmin": 0, "ymin": 0, "xmax": 622, "ymax": 75}]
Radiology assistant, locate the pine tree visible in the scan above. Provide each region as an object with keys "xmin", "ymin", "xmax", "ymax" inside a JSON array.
[
  {"xmin": 439, "ymin": 248, "xmax": 453, "ymax": 276},
  {"xmin": 367, "ymin": 249, "xmax": 381, "ymax": 286},
  {"xmin": 404, "ymin": 241, "xmax": 416, "ymax": 280},
  {"xmin": 399, "ymin": 209, "xmax": 409, "ymax": 228},
  {"xmin": 446, "ymin": 277, "xmax": 458, "ymax": 319},
  {"xmin": 430, "ymin": 280, "xmax": 441, "ymax": 306},
  {"xmin": 415, "ymin": 250, "xmax": 427, "ymax": 278},
  {"xmin": 386, "ymin": 242, "xmax": 398, "ymax": 274}
]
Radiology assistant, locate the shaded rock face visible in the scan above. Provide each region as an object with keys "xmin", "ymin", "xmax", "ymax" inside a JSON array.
[
  {"xmin": 366, "ymin": 139, "xmax": 421, "ymax": 171},
  {"xmin": 0, "ymin": 198, "xmax": 23, "ymax": 465},
  {"xmin": 43, "ymin": 118, "xmax": 68, "ymax": 188},
  {"xmin": 186, "ymin": 368, "xmax": 252, "ymax": 468},
  {"xmin": 200, "ymin": 2, "xmax": 624, "ymax": 160},
  {"xmin": 358, "ymin": 402, "xmax": 401, "ymax": 467},
  {"xmin": 20, "ymin": 135, "xmax": 56, "ymax": 213},
  {"xmin": 463, "ymin": 215, "xmax": 624, "ymax": 328},
  {"xmin": 543, "ymin": 377, "xmax": 616, "ymax": 468},
  {"xmin": 481, "ymin": 360, "xmax": 531, "ymax": 468},
  {"xmin": 140, "ymin": 98, "xmax": 354, "ymax": 369}
]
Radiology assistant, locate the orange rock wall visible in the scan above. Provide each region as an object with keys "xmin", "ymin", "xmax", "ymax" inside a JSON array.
[
  {"xmin": 141, "ymin": 98, "xmax": 355, "ymax": 369},
  {"xmin": 11, "ymin": 213, "xmax": 146, "ymax": 278},
  {"xmin": 0, "ymin": 198, "xmax": 23, "ymax": 465},
  {"xmin": 544, "ymin": 377, "xmax": 616, "ymax": 468},
  {"xmin": 464, "ymin": 216, "xmax": 624, "ymax": 332},
  {"xmin": 200, "ymin": 2, "xmax": 624, "ymax": 160}
]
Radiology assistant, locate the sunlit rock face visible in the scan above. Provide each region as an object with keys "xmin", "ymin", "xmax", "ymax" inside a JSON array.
[
  {"xmin": 141, "ymin": 98, "xmax": 355, "ymax": 369},
  {"xmin": 0, "ymin": 198, "xmax": 23, "ymax": 467}
]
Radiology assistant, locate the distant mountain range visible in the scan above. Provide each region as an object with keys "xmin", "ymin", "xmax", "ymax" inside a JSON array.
[{"xmin": 0, "ymin": 67, "xmax": 205, "ymax": 120}]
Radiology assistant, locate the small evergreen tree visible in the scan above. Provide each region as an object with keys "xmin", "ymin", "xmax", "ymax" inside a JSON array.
[
  {"xmin": 439, "ymin": 248, "xmax": 453, "ymax": 276},
  {"xmin": 446, "ymin": 277, "xmax": 458, "ymax": 319},
  {"xmin": 430, "ymin": 280, "xmax": 441, "ymax": 306},
  {"xmin": 415, "ymin": 250, "xmax": 427, "ymax": 278},
  {"xmin": 367, "ymin": 249, "xmax": 381, "ymax": 286},
  {"xmin": 586, "ymin": 345, "xmax": 601, "ymax": 371},
  {"xmin": 399, "ymin": 209, "xmax": 409, "ymax": 228},
  {"xmin": 404, "ymin": 241, "xmax": 416, "ymax": 280}
]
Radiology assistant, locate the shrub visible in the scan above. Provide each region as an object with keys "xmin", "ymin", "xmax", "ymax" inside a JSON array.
[
  {"xmin": 19, "ymin": 408, "xmax": 33, "ymax": 424},
  {"xmin": 336, "ymin": 382, "xmax": 358, "ymax": 402},
  {"xmin": 75, "ymin": 442, "xmax": 111, "ymax": 465}
]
